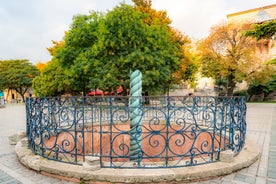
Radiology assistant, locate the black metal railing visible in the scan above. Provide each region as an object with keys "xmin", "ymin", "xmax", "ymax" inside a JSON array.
[{"xmin": 26, "ymin": 96, "xmax": 246, "ymax": 168}]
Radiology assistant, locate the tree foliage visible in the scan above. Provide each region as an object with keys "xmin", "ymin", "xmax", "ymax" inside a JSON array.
[
  {"xmin": 245, "ymin": 21, "xmax": 276, "ymax": 64},
  {"xmin": 244, "ymin": 20, "xmax": 276, "ymax": 97},
  {"xmin": 245, "ymin": 20, "xmax": 276, "ymax": 40},
  {"xmin": 133, "ymin": 0, "xmax": 194, "ymax": 88},
  {"xmin": 33, "ymin": 3, "xmax": 191, "ymax": 96},
  {"xmin": 0, "ymin": 59, "xmax": 39, "ymax": 102},
  {"xmin": 36, "ymin": 62, "xmax": 47, "ymax": 72},
  {"xmin": 197, "ymin": 22, "xmax": 273, "ymax": 96},
  {"xmin": 32, "ymin": 59, "xmax": 71, "ymax": 96}
]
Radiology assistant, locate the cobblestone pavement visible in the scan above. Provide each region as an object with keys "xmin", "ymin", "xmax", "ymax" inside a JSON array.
[{"xmin": 0, "ymin": 103, "xmax": 275, "ymax": 184}]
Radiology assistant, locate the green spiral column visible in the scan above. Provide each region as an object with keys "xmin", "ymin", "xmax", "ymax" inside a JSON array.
[{"xmin": 129, "ymin": 70, "xmax": 143, "ymax": 164}]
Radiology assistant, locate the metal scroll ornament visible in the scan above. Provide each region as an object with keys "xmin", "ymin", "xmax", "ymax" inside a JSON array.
[{"xmin": 129, "ymin": 70, "xmax": 143, "ymax": 164}]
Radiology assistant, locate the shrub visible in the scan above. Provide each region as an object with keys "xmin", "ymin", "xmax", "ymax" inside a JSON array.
[{"xmin": 233, "ymin": 90, "xmax": 249, "ymax": 100}]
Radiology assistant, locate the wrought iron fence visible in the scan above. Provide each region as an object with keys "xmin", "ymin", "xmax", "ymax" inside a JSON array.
[{"xmin": 26, "ymin": 96, "xmax": 246, "ymax": 168}]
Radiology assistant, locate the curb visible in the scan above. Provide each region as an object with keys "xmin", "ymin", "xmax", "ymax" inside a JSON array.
[{"xmin": 15, "ymin": 138, "xmax": 259, "ymax": 183}]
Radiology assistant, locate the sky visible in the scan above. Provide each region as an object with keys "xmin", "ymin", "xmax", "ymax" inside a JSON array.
[{"xmin": 0, "ymin": 0, "xmax": 275, "ymax": 64}]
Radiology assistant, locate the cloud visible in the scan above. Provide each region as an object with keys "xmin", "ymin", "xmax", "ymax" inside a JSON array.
[
  {"xmin": 152, "ymin": 0, "xmax": 228, "ymax": 38},
  {"xmin": 151, "ymin": 0, "xmax": 225, "ymax": 38},
  {"xmin": 0, "ymin": 0, "xmax": 96, "ymax": 63},
  {"xmin": 0, "ymin": 0, "xmax": 275, "ymax": 63},
  {"xmin": 152, "ymin": 0, "xmax": 276, "ymax": 38}
]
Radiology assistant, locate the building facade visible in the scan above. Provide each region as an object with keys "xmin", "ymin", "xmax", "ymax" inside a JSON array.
[
  {"xmin": 227, "ymin": 4, "xmax": 276, "ymax": 98},
  {"xmin": 227, "ymin": 4, "xmax": 276, "ymax": 61},
  {"xmin": 195, "ymin": 4, "xmax": 276, "ymax": 95},
  {"xmin": 2, "ymin": 88, "xmax": 33, "ymax": 103}
]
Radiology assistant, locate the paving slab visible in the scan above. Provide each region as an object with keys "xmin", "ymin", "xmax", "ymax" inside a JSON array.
[{"xmin": 0, "ymin": 103, "xmax": 275, "ymax": 183}]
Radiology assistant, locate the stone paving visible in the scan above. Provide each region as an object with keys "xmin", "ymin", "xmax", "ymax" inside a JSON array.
[{"xmin": 0, "ymin": 103, "xmax": 275, "ymax": 184}]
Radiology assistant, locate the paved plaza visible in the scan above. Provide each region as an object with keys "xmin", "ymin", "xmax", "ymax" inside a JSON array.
[{"xmin": 0, "ymin": 103, "xmax": 275, "ymax": 184}]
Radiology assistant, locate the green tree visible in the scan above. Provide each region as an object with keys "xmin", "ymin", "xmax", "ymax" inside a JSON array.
[
  {"xmin": 245, "ymin": 20, "xmax": 276, "ymax": 40},
  {"xmin": 197, "ymin": 22, "xmax": 269, "ymax": 96},
  {"xmin": 245, "ymin": 20, "xmax": 276, "ymax": 68},
  {"xmin": 34, "ymin": 3, "xmax": 190, "ymax": 96},
  {"xmin": 54, "ymin": 13, "xmax": 103, "ymax": 95},
  {"xmin": 133, "ymin": 0, "xmax": 192, "ymax": 92},
  {"xmin": 91, "ymin": 4, "xmax": 186, "ymax": 94},
  {"xmin": 245, "ymin": 20, "xmax": 276, "ymax": 97},
  {"xmin": 32, "ymin": 59, "xmax": 70, "ymax": 97},
  {"xmin": 0, "ymin": 59, "xmax": 39, "ymax": 102},
  {"xmin": 265, "ymin": 75, "xmax": 276, "ymax": 93}
]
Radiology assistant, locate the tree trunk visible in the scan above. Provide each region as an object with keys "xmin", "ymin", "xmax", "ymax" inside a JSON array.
[
  {"xmin": 122, "ymin": 86, "xmax": 128, "ymax": 96},
  {"xmin": 18, "ymin": 92, "xmax": 25, "ymax": 102},
  {"xmin": 16, "ymin": 87, "xmax": 28, "ymax": 103},
  {"xmin": 144, "ymin": 91, "xmax": 149, "ymax": 104},
  {"xmin": 227, "ymin": 74, "xmax": 235, "ymax": 97},
  {"xmin": 163, "ymin": 82, "xmax": 170, "ymax": 96},
  {"xmin": 6, "ymin": 89, "xmax": 10, "ymax": 102}
]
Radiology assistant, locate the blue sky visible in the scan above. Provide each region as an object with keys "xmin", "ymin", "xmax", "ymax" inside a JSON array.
[{"xmin": 0, "ymin": 0, "xmax": 275, "ymax": 64}]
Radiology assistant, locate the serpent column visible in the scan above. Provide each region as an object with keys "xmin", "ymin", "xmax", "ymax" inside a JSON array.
[{"xmin": 129, "ymin": 70, "xmax": 143, "ymax": 164}]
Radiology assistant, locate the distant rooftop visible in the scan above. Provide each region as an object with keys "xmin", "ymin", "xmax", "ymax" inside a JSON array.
[
  {"xmin": 227, "ymin": 4, "xmax": 276, "ymax": 23},
  {"xmin": 252, "ymin": 9, "xmax": 274, "ymax": 23}
]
